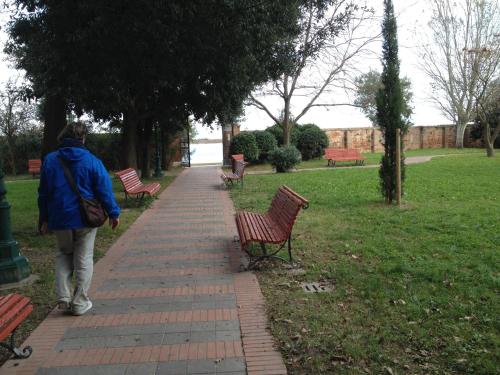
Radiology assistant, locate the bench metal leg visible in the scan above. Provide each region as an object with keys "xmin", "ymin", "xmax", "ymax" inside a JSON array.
[
  {"xmin": 287, "ymin": 235, "xmax": 293, "ymax": 262},
  {"xmin": 0, "ymin": 328, "xmax": 33, "ymax": 359},
  {"xmin": 260, "ymin": 242, "xmax": 268, "ymax": 256},
  {"xmin": 245, "ymin": 239, "xmax": 294, "ymax": 269}
]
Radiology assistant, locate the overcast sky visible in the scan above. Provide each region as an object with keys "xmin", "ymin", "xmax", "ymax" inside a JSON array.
[{"xmin": 0, "ymin": 1, "xmax": 449, "ymax": 140}]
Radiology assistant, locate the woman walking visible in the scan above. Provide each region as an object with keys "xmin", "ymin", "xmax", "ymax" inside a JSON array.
[{"xmin": 38, "ymin": 122, "xmax": 120, "ymax": 316}]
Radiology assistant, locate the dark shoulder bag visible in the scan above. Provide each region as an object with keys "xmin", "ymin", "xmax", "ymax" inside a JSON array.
[{"xmin": 58, "ymin": 156, "xmax": 108, "ymax": 228}]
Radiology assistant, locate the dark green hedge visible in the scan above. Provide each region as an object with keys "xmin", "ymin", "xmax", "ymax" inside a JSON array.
[
  {"xmin": 253, "ymin": 130, "xmax": 277, "ymax": 163},
  {"xmin": 230, "ymin": 132, "xmax": 259, "ymax": 162}
]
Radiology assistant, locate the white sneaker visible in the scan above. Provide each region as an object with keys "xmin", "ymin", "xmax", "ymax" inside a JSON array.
[{"xmin": 72, "ymin": 300, "xmax": 93, "ymax": 316}]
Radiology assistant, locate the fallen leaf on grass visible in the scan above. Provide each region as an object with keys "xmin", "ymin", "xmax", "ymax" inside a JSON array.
[
  {"xmin": 419, "ymin": 349, "xmax": 430, "ymax": 357},
  {"xmin": 275, "ymin": 318, "xmax": 294, "ymax": 324},
  {"xmin": 390, "ymin": 299, "xmax": 406, "ymax": 305},
  {"xmin": 460, "ymin": 315, "xmax": 476, "ymax": 321},
  {"xmin": 331, "ymin": 355, "xmax": 348, "ymax": 362},
  {"xmin": 383, "ymin": 366, "xmax": 394, "ymax": 375}
]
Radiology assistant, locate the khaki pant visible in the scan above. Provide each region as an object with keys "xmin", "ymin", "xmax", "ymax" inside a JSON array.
[{"xmin": 54, "ymin": 228, "xmax": 97, "ymax": 312}]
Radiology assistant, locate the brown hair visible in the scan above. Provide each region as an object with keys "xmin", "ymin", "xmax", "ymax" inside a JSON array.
[{"xmin": 57, "ymin": 122, "xmax": 88, "ymax": 142}]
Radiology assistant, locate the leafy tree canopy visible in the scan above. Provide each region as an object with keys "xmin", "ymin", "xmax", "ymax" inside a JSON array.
[
  {"xmin": 355, "ymin": 69, "xmax": 413, "ymax": 126},
  {"xmin": 6, "ymin": 0, "xmax": 305, "ymax": 127}
]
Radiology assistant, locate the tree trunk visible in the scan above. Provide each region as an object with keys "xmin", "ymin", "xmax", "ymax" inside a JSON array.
[
  {"xmin": 6, "ymin": 143, "xmax": 16, "ymax": 175},
  {"xmin": 161, "ymin": 130, "xmax": 173, "ymax": 170},
  {"xmin": 121, "ymin": 111, "xmax": 138, "ymax": 169},
  {"xmin": 484, "ymin": 119, "xmax": 500, "ymax": 157},
  {"xmin": 140, "ymin": 119, "xmax": 153, "ymax": 178},
  {"xmin": 41, "ymin": 94, "xmax": 67, "ymax": 160},
  {"xmin": 282, "ymin": 98, "xmax": 291, "ymax": 146},
  {"xmin": 455, "ymin": 118, "xmax": 467, "ymax": 148},
  {"xmin": 486, "ymin": 143, "xmax": 495, "ymax": 157}
]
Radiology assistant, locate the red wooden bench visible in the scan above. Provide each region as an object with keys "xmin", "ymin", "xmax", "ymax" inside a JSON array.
[
  {"xmin": 115, "ymin": 168, "xmax": 161, "ymax": 201},
  {"xmin": 231, "ymin": 154, "xmax": 244, "ymax": 173},
  {"xmin": 324, "ymin": 148, "xmax": 366, "ymax": 167},
  {"xmin": 0, "ymin": 294, "xmax": 33, "ymax": 359},
  {"xmin": 235, "ymin": 185, "xmax": 309, "ymax": 267},
  {"xmin": 28, "ymin": 159, "xmax": 41, "ymax": 178},
  {"xmin": 221, "ymin": 160, "xmax": 247, "ymax": 187}
]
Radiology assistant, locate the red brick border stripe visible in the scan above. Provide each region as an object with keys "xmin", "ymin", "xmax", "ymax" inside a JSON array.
[
  {"xmin": 234, "ymin": 271, "xmax": 287, "ymax": 375},
  {"xmin": 71, "ymin": 308, "xmax": 239, "ymax": 328},
  {"xmin": 108, "ymin": 266, "xmax": 230, "ymax": 278},
  {"xmin": 93, "ymin": 284, "xmax": 235, "ymax": 299},
  {"xmin": 43, "ymin": 341, "xmax": 244, "ymax": 367},
  {"xmin": 119, "ymin": 253, "xmax": 228, "ymax": 264}
]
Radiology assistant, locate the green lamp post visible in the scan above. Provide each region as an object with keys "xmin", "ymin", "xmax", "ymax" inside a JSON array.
[{"xmin": 0, "ymin": 158, "xmax": 31, "ymax": 285}]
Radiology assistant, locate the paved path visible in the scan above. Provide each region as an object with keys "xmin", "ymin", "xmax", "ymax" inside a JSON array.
[
  {"xmin": 246, "ymin": 155, "xmax": 433, "ymax": 175},
  {"xmin": 1, "ymin": 167, "xmax": 286, "ymax": 375}
]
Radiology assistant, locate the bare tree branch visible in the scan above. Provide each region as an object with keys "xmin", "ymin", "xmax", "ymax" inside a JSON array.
[
  {"xmin": 247, "ymin": 1, "xmax": 378, "ymax": 145},
  {"xmin": 419, "ymin": 0, "xmax": 499, "ymax": 147}
]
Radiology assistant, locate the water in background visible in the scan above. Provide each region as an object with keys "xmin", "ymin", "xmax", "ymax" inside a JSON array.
[{"xmin": 190, "ymin": 143, "xmax": 223, "ymax": 165}]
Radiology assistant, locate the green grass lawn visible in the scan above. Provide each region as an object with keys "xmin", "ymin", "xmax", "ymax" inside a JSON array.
[
  {"xmin": 241, "ymin": 147, "xmax": 485, "ymax": 173},
  {"xmin": 230, "ymin": 154, "xmax": 499, "ymax": 374},
  {"xmin": 0, "ymin": 170, "xmax": 179, "ymax": 362}
]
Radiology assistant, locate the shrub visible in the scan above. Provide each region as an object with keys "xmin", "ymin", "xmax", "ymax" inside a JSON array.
[
  {"xmin": 268, "ymin": 146, "xmax": 302, "ymax": 173},
  {"xmin": 85, "ymin": 132, "xmax": 122, "ymax": 170},
  {"xmin": 265, "ymin": 124, "xmax": 284, "ymax": 146},
  {"xmin": 253, "ymin": 130, "xmax": 277, "ymax": 163},
  {"xmin": 230, "ymin": 132, "xmax": 259, "ymax": 162},
  {"xmin": 265, "ymin": 124, "xmax": 301, "ymax": 147},
  {"xmin": 296, "ymin": 124, "xmax": 329, "ymax": 160},
  {"xmin": 0, "ymin": 127, "xmax": 42, "ymax": 175}
]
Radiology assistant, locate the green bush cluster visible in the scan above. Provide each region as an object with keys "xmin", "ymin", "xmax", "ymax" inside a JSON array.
[
  {"xmin": 0, "ymin": 128, "xmax": 42, "ymax": 174},
  {"xmin": 229, "ymin": 123, "xmax": 328, "ymax": 170},
  {"xmin": 268, "ymin": 145, "xmax": 301, "ymax": 172},
  {"xmin": 253, "ymin": 130, "xmax": 277, "ymax": 163},
  {"xmin": 230, "ymin": 132, "xmax": 260, "ymax": 162},
  {"xmin": 265, "ymin": 124, "xmax": 301, "ymax": 147},
  {"xmin": 296, "ymin": 124, "xmax": 329, "ymax": 160},
  {"xmin": 0, "ymin": 130, "xmax": 122, "ymax": 175},
  {"xmin": 85, "ymin": 132, "xmax": 122, "ymax": 171},
  {"xmin": 265, "ymin": 123, "xmax": 328, "ymax": 160}
]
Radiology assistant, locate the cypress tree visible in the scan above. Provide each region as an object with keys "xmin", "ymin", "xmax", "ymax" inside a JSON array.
[{"xmin": 376, "ymin": 0, "xmax": 409, "ymax": 204}]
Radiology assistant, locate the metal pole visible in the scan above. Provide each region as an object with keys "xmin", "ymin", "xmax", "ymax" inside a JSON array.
[
  {"xmin": 153, "ymin": 122, "xmax": 163, "ymax": 178},
  {"xmin": 396, "ymin": 128, "xmax": 401, "ymax": 206},
  {"xmin": 187, "ymin": 126, "xmax": 191, "ymax": 168},
  {"xmin": 0, "ymin": 157, "xmax": 31, "ymax": 284}
]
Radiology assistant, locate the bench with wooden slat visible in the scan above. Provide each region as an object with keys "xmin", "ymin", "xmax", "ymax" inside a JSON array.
[
  {"xmin": 221, "ymin": 160, "xmax": 247, "ymax": 187},
  {"xmin": 0, "ymin": 294, "xmax": 33, "ymax": 358},
  {"xmin": 235, "ymin": 185, "xmax": 309, "ymax": 267},
  {"xmin": 28, "ymin": 159, "xmax": 41, "ymax": 178},
  {"xmin": 115, "ymin": 168, "xmax": 161, "ymax": 201},
  {"xmin": 231, "ymin": 154, "xmax": 244, "ymax": 173},
  {"xmin": 324, "ymin": 148, "xmax": 366, "ymax": 167}
]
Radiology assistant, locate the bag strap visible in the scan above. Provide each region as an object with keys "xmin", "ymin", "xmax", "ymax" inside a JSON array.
[{"xmin": 58, "ymin": 156, "xmax": 83, "ymax": 200}]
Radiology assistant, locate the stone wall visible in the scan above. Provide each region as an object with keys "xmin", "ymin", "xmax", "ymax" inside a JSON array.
[{"xmin": 324, "ymin": 125, "xmax": 476, "ymax": 152}]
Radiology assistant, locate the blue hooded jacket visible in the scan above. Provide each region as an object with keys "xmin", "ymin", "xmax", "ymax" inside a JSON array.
[{"xmin": 38, "ymin": 142, "xmax": 120, "ymax": 230}]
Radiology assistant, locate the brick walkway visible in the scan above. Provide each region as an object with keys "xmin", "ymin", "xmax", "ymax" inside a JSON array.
[{"xmin": 1, "ymin": 167, "xmax": 286, "ymax": 375}]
